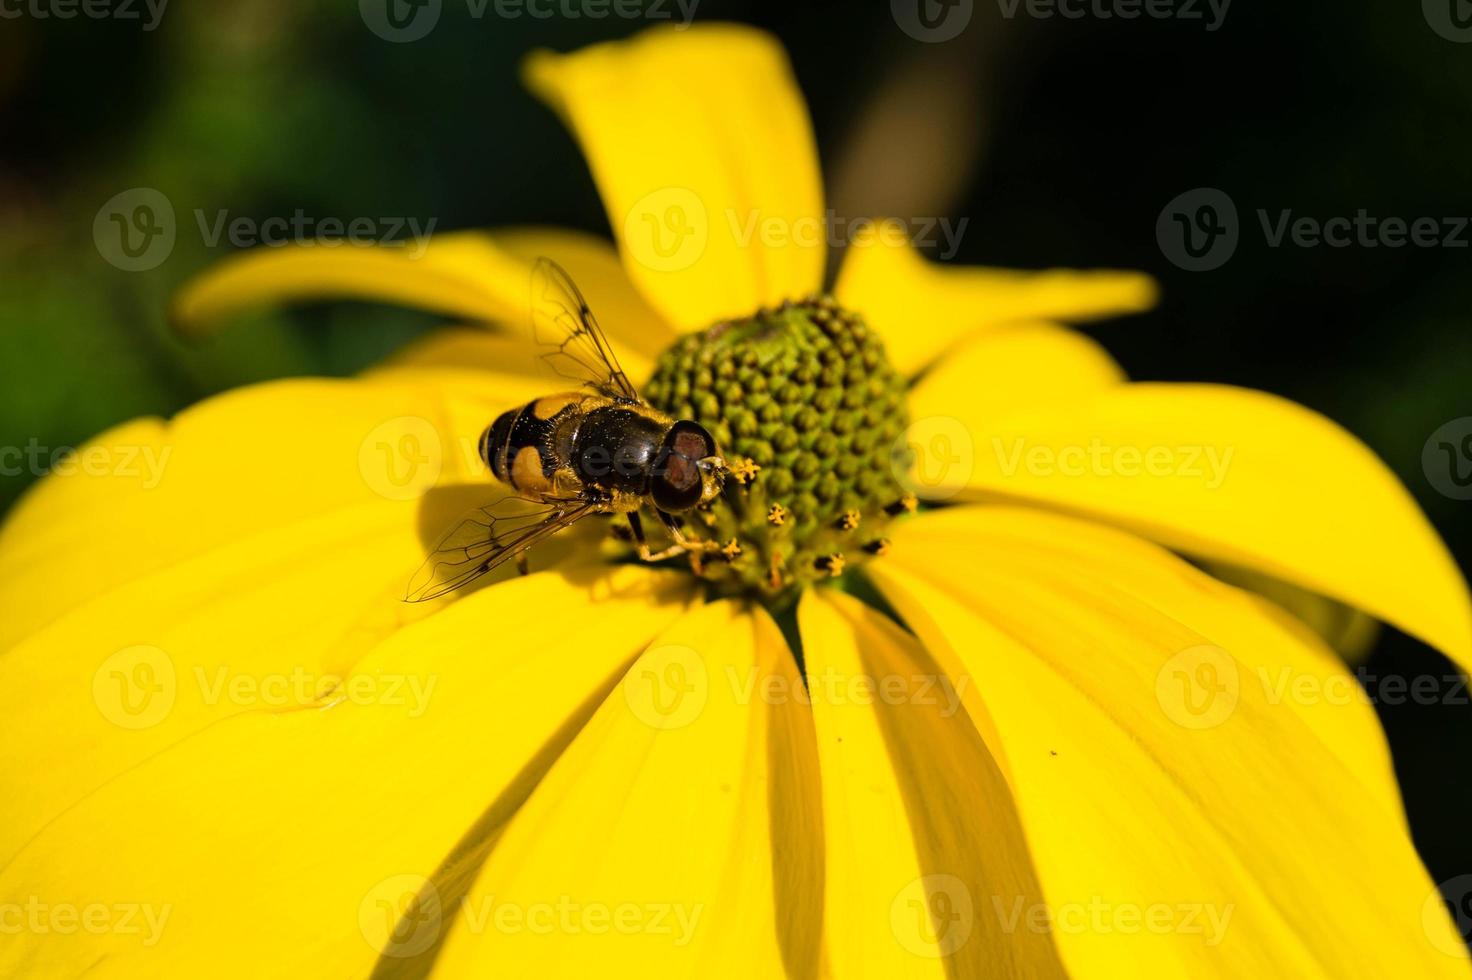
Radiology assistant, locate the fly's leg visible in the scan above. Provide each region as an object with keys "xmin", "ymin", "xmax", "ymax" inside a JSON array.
[
  {"xmin": 655, "ymin": 511, "xmax": 722, "ymax": 575},
  {"xmin": 625, "ymin": 511, "xmax": 722, "ymax": 572},
  {"xmin": 626, "ymin": 510, "xmax": 687, "ymax": 563}
]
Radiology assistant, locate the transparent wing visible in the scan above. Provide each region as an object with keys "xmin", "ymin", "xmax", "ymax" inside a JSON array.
[
  {"xmin": 405, "ymin": 496, "xmax": 596, "ymax": 602},
  {"xmin": 529, "ymin": 257, "xmax": 641, "ymax": 402}
]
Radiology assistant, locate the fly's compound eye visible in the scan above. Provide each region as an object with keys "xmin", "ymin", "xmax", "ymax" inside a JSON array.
[{"xmin": 651, "ymin": 421, "xmax": 716, "ymax": 513}]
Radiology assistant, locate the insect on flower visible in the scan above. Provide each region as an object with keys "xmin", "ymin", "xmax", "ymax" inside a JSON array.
[{"xmin": 405, "ymin": 258, "xmax": 729, "ymax": 601}]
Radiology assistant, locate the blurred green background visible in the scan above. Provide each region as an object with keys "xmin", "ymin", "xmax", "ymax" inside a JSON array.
[{"xmin": 1, "ymin": 0, "xmax": 1469, "ymax": 907}]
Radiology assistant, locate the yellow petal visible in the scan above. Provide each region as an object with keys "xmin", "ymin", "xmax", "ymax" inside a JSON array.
[
  {"xmin": 906, "ymin": 320, "xmax": 1124, "ymax": 425},
  {"xmin": 0, "ymin": 568, "xmax": 692, "ymax": 977},
  {"xmin": 0, "ymin": 375, "xmax": 547, "ymax": 650},
  {"xmin": 367, "ymin": 325, "xmax": 654, "ymax": 392},
  {"xmin": 170, "ymin": 230, "xmax": 525, "ymax": 333},
  {"xmin": 497, "ymin": 226, "xmax": 683, "ymax": 361},
  {"xmin": 525, "ymin": 25, "xmax": 825, "ymax": 331},
  {"xmin": 866, "ymin": 506, "xmax": 1468, "ymax": 977},
  {"xmin": 799, "ymin": 589, "xmax": 1067, "ymax": 979},
  {"xmin": 432, "ymin": 600, "xmax": 824, "ymax": 978},
  {"xmin": 170, "ymin": 225, "xmax": 679, "ymax": 362},
  {"xmin": 907, "ymin": 377, "xmax": 1472, "ymax": 671},
  {"xmin": 883, "ymin": 506, "xmax": 1402, "ymax": 802},
  {"xmin": 0, "ymin": 371, "xmax": 658, "ymax": 866},
  {"xmin": 1202, "ymin": 560, "xmax": 1381, "ymax": 662},
  {"xmin": 836, "ymin": 223, "xmax": 1157, "ymax": 377}
]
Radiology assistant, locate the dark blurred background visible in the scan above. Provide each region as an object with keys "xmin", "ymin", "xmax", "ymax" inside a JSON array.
[{"xmin": 1, "ymin": 0, "xmax": 1468, "ymax": 905}]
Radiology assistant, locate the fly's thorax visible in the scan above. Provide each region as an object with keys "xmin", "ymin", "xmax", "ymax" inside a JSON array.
[
  {"xmin": 643, "ymin": 295, "xmax": 911, "ymax": 606},
  {"xmin": 570, "ymin": 404, "xmax": 668, "ymax": 496}
]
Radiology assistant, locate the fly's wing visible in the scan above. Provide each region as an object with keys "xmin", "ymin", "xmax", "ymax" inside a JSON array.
[
  {"xmin": 405, "ymin": 496, "xmax": 596, "ymax": 602},
  {"xmin": 529, "ymin": 257, "xmax": 641, "ymax": 402}
]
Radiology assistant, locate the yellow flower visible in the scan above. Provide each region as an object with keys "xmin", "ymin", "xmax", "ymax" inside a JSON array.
[{"xmin": 3, "ymin": 23, "xmax": 1470, "ymax": 980}]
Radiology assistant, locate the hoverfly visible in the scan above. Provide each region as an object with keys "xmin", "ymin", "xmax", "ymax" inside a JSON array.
[{"xmin": 405, "ymin": 259, "xmax": 726, "ymax": 602}]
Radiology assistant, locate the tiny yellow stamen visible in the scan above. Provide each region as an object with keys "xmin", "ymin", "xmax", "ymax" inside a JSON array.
[
  {"xmin": 815, "ymin": 553, "xmax": 846, "ymax": 577},
  {"xmin": 886, "ymin": 493, "xmax": 918, "ymax": 516},
  {"xmin": 721, "ymin": 538, "xmax": 742, "ymax": 561},
  {"xmin": 729, "ymin": 457, "xmax": 761, "ymax": 485},
  {"xmin": 863, "ymin": 538, "xmax": 892, "ymax": 556},
  {"xmin": 767, "ymin": 503, "xmax": 788, "ymax": 526},
  {"xmin": 837, "ymin": 509, "xmax": 861, "ymax": 531}
]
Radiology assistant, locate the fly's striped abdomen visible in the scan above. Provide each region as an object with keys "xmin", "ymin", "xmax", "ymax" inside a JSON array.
[
  {"xmin": 480, "ymin": 393, "xmax": 594, "ymax": 499},
  {"xmin": 480, "ymin": 407, "xmax": 519, "ymax": 482}
]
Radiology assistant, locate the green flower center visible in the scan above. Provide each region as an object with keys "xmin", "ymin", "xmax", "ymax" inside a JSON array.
[{"xmin": 642, "ymin": 295, "xmax": 912, "ymax": 608}]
